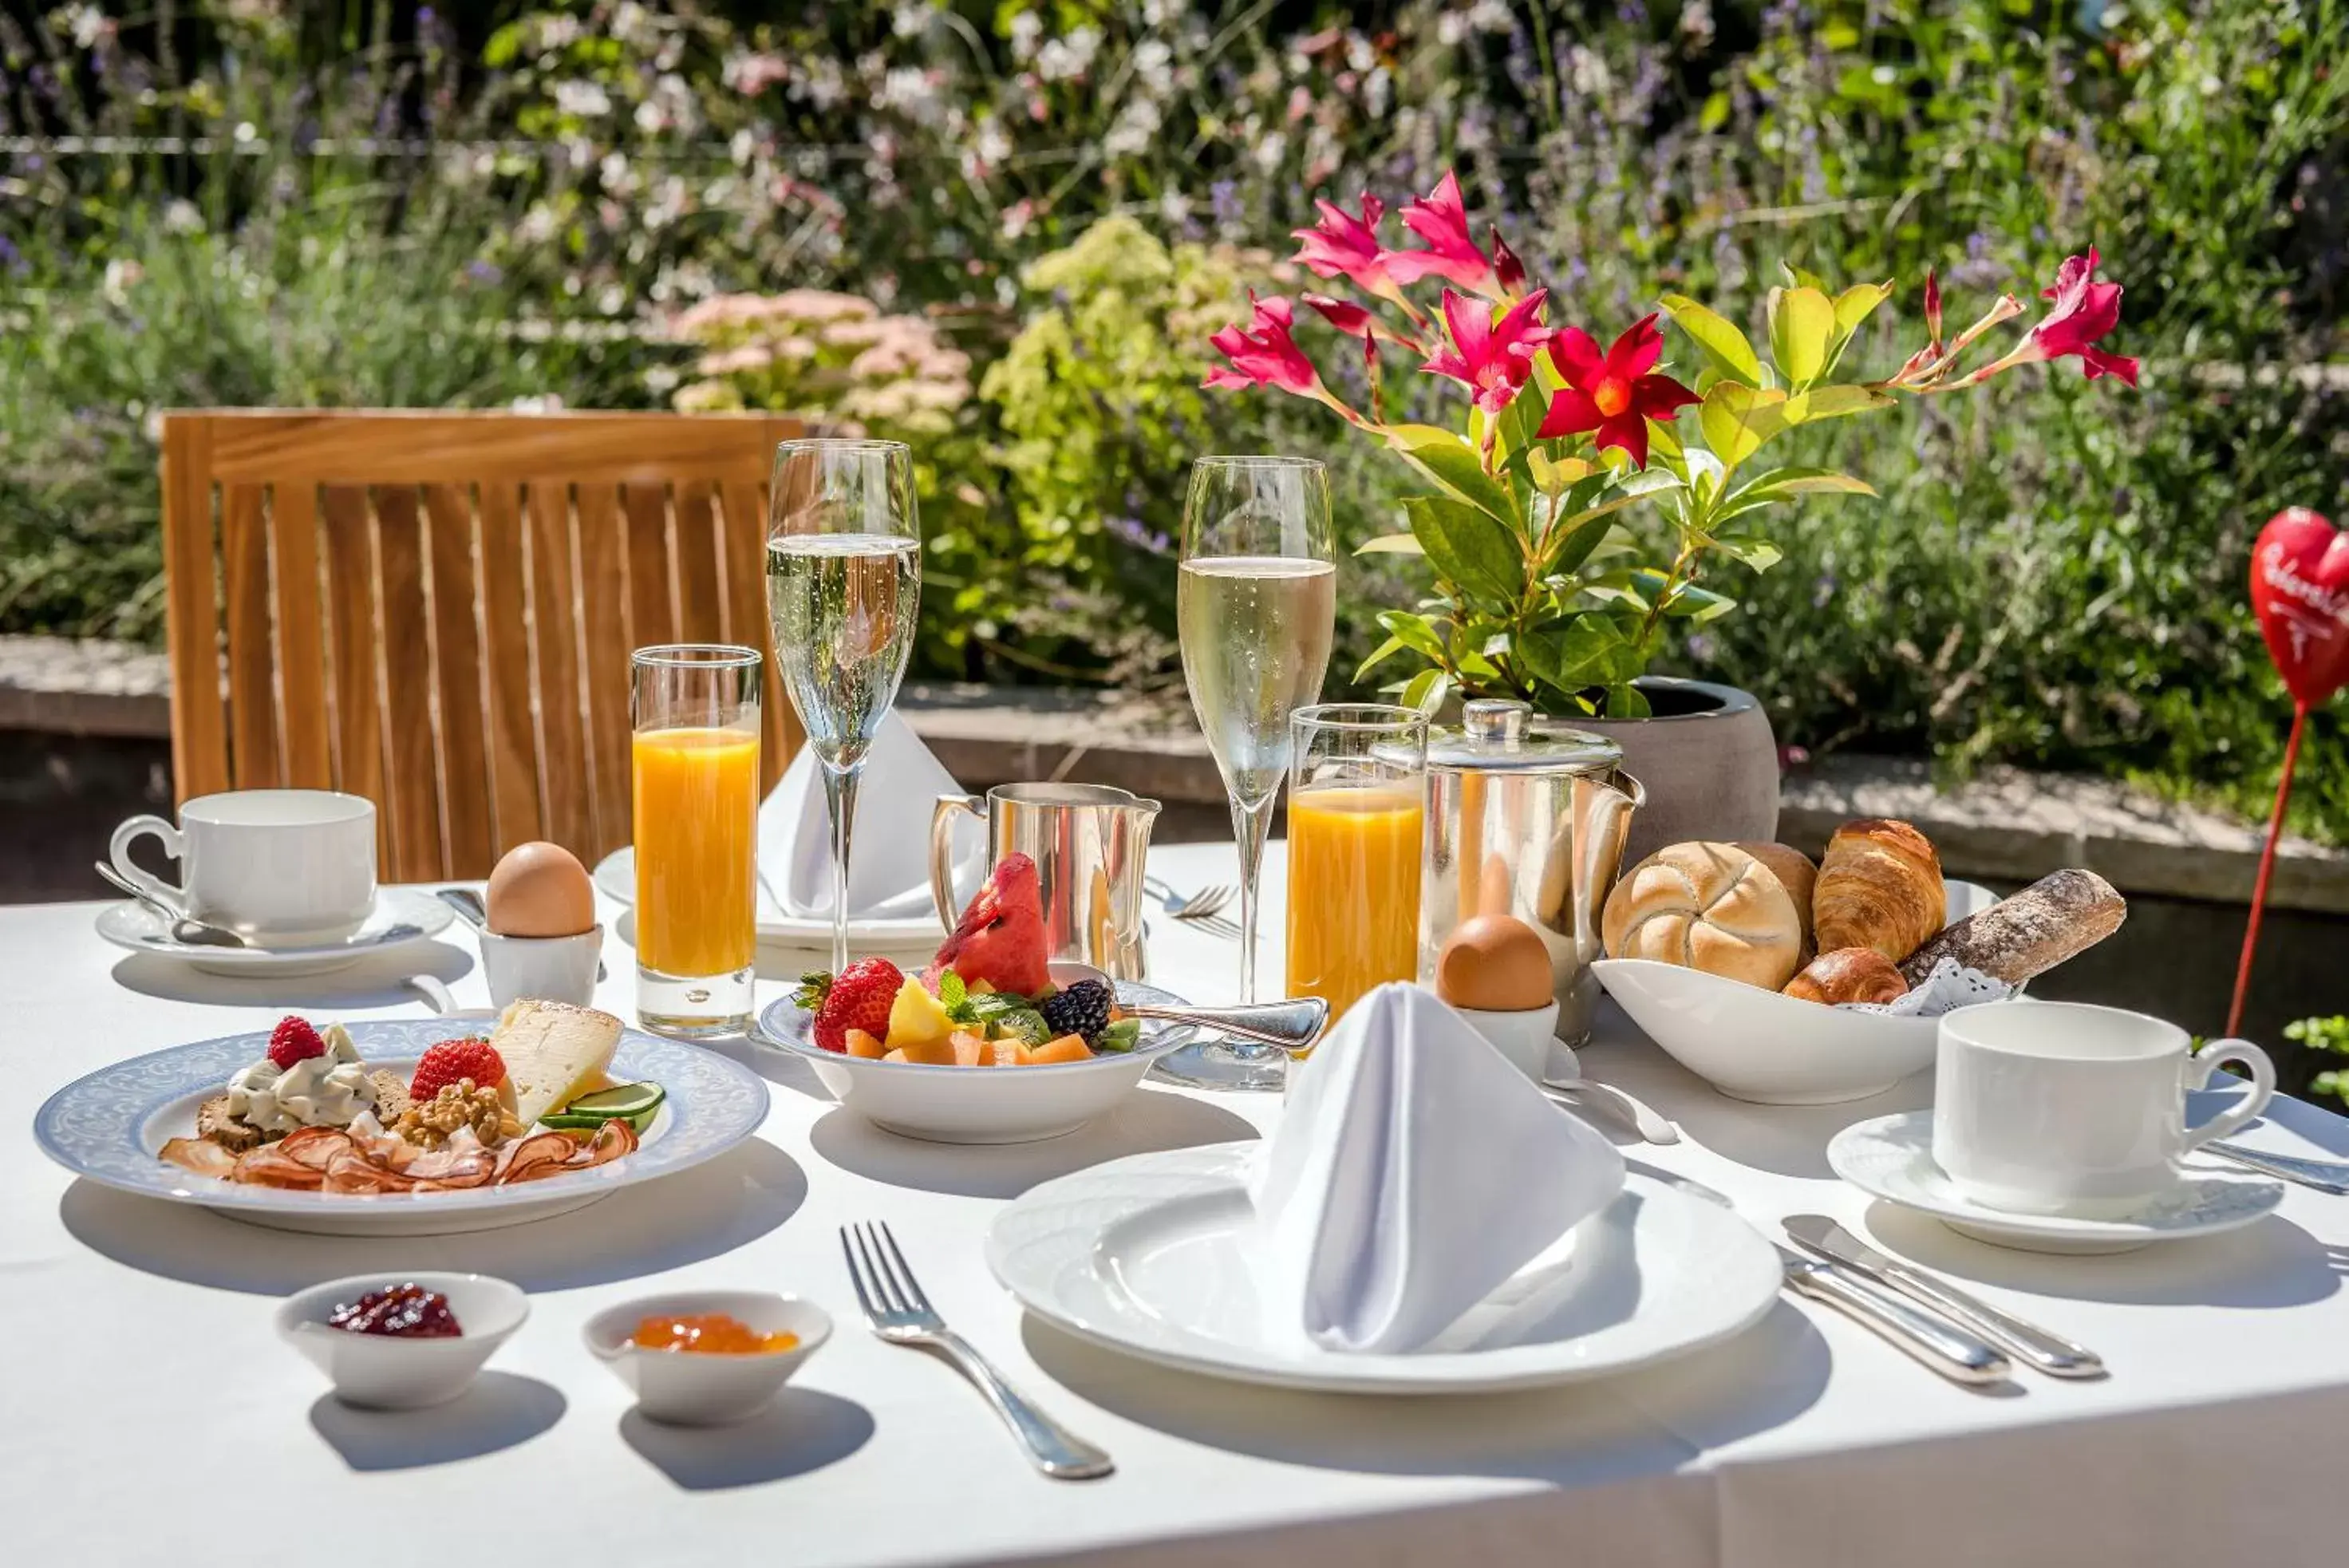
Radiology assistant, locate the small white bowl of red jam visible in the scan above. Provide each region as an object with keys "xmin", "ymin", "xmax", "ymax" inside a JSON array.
[
  {"xmin": 277, "ymin": 1273, "xmax": 528, "ymax": 1410},
  {"xmin": 583, "ymin": 1290, "xmax": 832, "ymax": 1426}
]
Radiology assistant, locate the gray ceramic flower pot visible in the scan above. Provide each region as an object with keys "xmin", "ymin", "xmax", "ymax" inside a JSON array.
[{"xmin": 1565, "ymin": 677, "xmax": 1779, "ymax": 866}]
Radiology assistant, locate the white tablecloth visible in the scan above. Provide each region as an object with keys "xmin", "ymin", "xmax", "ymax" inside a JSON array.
[{"xmin": 9, "ymin": 840, "xmax": 2349, "ymax": 1568}]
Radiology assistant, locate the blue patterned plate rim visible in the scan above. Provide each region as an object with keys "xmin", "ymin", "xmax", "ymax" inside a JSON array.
[{"xmin": 33, "ymin": 1018, "xmax": 770, "ymax": 1212}]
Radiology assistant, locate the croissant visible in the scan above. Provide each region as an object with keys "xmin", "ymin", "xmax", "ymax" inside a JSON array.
[
  {"xmin": 1812, "ymin": 819, "xmax": 1944, "ymax": 965},
  {"xmin": 1783, "ymin": 946, "xmax": 1909, "ymax": 1006}
]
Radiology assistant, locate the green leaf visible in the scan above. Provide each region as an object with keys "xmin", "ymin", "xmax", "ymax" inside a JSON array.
[
  {"xmin": 936, "ymin": 970, "xmax": 968, "ymax": 1015},
  {"xmin": 1353, "ymin": 634, "xmax": 1413, "ymax": 681},
  {"xmin": 1354, "ymin": 532, "xmax": 1426, "ymax": 555},
  {"xmin": 1767, "ymin": 286, "xmax": 1838, "ymax": 385},
  {"xmin": 1404, "ymin": 495, "xmax": 1524, "ymax": 603},
  {"xmin": 1665, "ymin": 584, "xmax": 1738, "ymax": 621},
  {"xmin": 1520, "ymin": 615, "xmax": 1629, "ymax": 689},
  {"xmin": 1698, "ymin": 383, "xmax": 1789, "ymax": 468},
  {"xmin": 1707, "ymin": 534, "xmax": 1785, "ymax": 571},
  {"xmin": 1658, "ymin": 295, "xmax": 1762, "ymax": 387},
  {"xmin": 1729, "ymin": 465, "xmax": 1878, "ymax": 504},
  {"xmin": 1398, "ymin": 667, "xmax": 1452, "ymax": 715},
  {"xmin": 1376, "ymin": 608, "xmax": 1449, "ymax": 659},
  {"xmin": 1832, "ymin": 281, "xmax": 1894, "ymax": 339},
  {"xmin": 1603, "ymin": 681, "xmax": 1652, "ymax": 718},
  {"xmin": 1786, "ymin": 385, "xmax": 1895, "ymax": 424},
  {"xmin": 1384, "ymin": 425, "xmax": 1520, "ymax": 524}
]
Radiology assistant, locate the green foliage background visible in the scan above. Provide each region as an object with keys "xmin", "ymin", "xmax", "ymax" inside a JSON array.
[{"xmin": 0, "ymin": 0, "xmax": 2343, "ymax": 839}]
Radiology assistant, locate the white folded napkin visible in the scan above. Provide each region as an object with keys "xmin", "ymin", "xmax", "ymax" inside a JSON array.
[
  {"xmin": 769, "ymin": 711, "xmax": 964, "ymax": 921},
  {"xmin": 1249, "ymin": 982, "xmax": 1627, "ymax": 1354}
]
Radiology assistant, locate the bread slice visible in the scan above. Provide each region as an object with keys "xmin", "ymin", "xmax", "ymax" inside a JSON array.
[
  {"xmin": 492, "ymin": 999, "xmax": 623, "ymax": 1126},
  {"xmin": 367, "ymin": 1070, "xmax": 413, "ymax": 1125},
  {"xmin": 195, "ymin": 1095, "xmax": 266, "ymax": 1153}
]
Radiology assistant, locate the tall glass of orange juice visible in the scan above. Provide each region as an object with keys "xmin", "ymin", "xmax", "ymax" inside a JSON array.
[
  {"xmin": 1285, "ymin": 704, "xmax": 1429, "ymax": 1036},
  {"xmin": 632, "ymin": 644, "xmax": 761, "ymax": 1037}
]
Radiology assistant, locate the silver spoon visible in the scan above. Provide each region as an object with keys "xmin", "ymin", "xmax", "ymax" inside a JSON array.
[
  {"xmin": 1123, "ymin": 994, "xmax": 1329, "ymax": 1052},
  {"xmin": 434, "ymin": 888, "xmax": 488, "ymax": 931},
  {"xmin": 93, "ymin": 862, "xmax": 247, "ymax": 949},
  {"xmin": 1542, "ymin": 1043, "xmax": 1680, "ymax": 1144}
]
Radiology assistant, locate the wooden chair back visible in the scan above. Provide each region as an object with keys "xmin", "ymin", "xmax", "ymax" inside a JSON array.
[{"xmin": 158, "ymin": 410, "xmax": 805, "ymax": 882}]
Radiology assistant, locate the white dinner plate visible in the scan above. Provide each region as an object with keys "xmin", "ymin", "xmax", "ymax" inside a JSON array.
[
  {"xmin": 1596, "ymin": 879, "xmax": 2001, "ymax": 1104},
  {"xmin": 94, "ymin": 887, "xmax": 456, "ymax": 977},
  {"xmin": 34, "ymin": 1018, "xmax": 770, "ymax": 1236},
  {"xmin": 593, "ymin": 846, "xmax": 943, "ymax": 950},
  {"xmin": 1828, "ymin": 1112, "xmax": 2286, "ymax": 1255},
  {"xmin": 755, "ymin": 961, "xmax": 1199, "ymax": 1143},
  {"xmin": 986, "ymin": 1143, "xmax": 1782, "ymax": 1393}
]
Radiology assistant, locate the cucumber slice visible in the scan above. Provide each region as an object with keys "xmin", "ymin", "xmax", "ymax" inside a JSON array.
[
  {"xmin": 541, "ymin": 1106, "xmax": 657, "ymax": 1133},
  {"xmin": 565, "ymin": 1081, "xmax": 665, "ymax": 1120}
]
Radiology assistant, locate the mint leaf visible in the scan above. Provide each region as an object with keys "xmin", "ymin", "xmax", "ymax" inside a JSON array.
[{"xmin": 936, "ymin": 970, "xmax": 969, "ymax": 1018}]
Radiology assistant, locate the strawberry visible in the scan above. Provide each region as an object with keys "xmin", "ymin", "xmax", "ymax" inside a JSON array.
[
  {"xmin": 794, "ymin": 957, "xmax": 906, "ymax": 1053},
  {"xmin": 410, "ymin": 1037, "xmax": 507, "ymax": 1101},
  {"xmin": 266, "ymin": 1016, "xmax": 327, "ymax": 1071}
]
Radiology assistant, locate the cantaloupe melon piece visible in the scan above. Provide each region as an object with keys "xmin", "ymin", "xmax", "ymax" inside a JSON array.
[
  {"xmin": 845, "ymin": 1029, "xmax": 886, "ymax": 1060},
  {"xmin": 1024, "ymin": 1034, "xmax": 1092, "ymax": 1066},
  {"xmin": 882, "ymin": 1048, "xmax": 908, "ymax": 1063},
  {"xmin": 985, "ymin": 1038, "xmax": 1026, "ymax": 1068},
  {"xmin": 950, "ymin": 1030, "xmax": 989, "ymax": 1068}
]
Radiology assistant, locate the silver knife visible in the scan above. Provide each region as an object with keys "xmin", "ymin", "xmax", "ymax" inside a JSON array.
[
  {"xmin": 2206, "ymin": 1140, "xmax": 2349, "ymax": 1195},
  {"xmin": 1775, "ymin": 1244, "xmax": 2010, "ymax": 1385},
  {"xmin": 1784, "ymin": 1215, "xmax": 2105, "ymax": 1380}
]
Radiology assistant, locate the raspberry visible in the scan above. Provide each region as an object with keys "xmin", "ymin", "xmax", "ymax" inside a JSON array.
[
  {"xmin": 795, "ymin": 957, "xmax": 905, "ymax": 1053},
  {"xmin": 1038, "ymin": 980, "xmax": 1113, "ymax": 1045},
  {"xmin": 410, "ymin": 1037, "xmax": 507, "ymax": 1101},
  {"xmin": 267, "ymin": 1016, "xmax": 327, "ymax": 1071}
]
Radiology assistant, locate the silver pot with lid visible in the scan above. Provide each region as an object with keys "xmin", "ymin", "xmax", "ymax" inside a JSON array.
[{"xmin": 1420, "ymin": 697, "xmax": 1645, "ymax": 1047}]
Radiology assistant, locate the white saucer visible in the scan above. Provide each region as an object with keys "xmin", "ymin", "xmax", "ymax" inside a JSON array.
[
  {"xmin": 593, "ymin": 846, "xmax": 941, "ymax": 950},
  {"xmin": 1828, "ymin": 1112, "xmax": 2286, "ymax": 1255},
  {"xmin": 986, "ymin": 1143, "xmax": 1782, "ymax": 1394},
  {"xmin": 95, "ymin": 887, "xmax": 455, "ymax": 977}
]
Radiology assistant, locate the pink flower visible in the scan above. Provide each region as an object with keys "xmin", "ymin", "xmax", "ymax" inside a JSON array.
[
  {"xmin": 1378, "ymin": 172, "xmax": 1498, "ymax": 295},
  {"xmin": 2025, "ymin": 247, "xmax": 2138, "ymax": 385},
  {"xmin": 1489, "ymin": 226, "xmax": 1527, "ymax": 298},
  {"xmin": 1537, "ymin": 313, "xmax": 1700, "ymax": 468},
  {"xmin": 1422, "ymin": 288, "xmax": 1551, "ymax": 413},
  {"xmin": 1204, "ymin": 294, "xmax": 1323, "ymax": 395},
  {"xmin": 1921, "ymin": 267, "xmax": 1944, "ymax": 350},
  {"xmin": 1290, "ymin": 194, "xmax": 1392, "ymax": 294},
  {"xmin": 1301, "ymin": 292, "xmax": 1425, "ymax": 353}
]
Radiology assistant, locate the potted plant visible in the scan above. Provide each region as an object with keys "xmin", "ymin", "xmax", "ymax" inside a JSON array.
[{"xmin": 1202, "ymin": 172, "xmax": 2135, "ymax": 851}]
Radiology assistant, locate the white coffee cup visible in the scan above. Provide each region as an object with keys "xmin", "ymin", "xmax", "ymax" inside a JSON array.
[
  {"xmin": 1933, "ymin": 1001, "xmax": 2276, "ymax": 1217},
  {"xmin": 480, "ymin": 926, "xmax": 605, "ymax": 1010},
  {"xmin": 108, "ymin": 790, "xmax": 377, "ymax": 945}
]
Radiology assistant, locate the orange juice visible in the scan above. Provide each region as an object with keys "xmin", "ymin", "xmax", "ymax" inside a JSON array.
[
  {"xmin": 1285, "ymin": 784, "xmax": 1424, "ymax": 1024},
  {"xmin": 632, "ymin": 725, "xmax": 759, "ymax": 977}
]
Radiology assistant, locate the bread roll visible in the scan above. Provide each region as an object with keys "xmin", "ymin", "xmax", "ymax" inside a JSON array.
[
  {"xmin": 1898, "ymin": 869, "xmax": 2126, "ymax": 986},
  {"xmin": 1783, "ymin": 946, "xmax": 1909, "ymax": 1006},
  {"xmin": 1602, "ymin": 842, "xmax": 1804, "ymax": 989},
  {"xmin": 1814, "ymin": 819, "xmax": 1944, "ymax": 964},
  {"xmin": 1734, "ymin": 841, "xmax": 1818, "ymax": 958}
]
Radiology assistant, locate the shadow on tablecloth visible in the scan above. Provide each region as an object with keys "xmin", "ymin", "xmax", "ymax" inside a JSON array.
[
  {"xmin": 308, "ymin": 1371, "xmax": 565, "ymax": 1471},
  {"xmin": 807, "ymin": 1087, "xmax": 1259, "ymax": 1200},
  {"xmin": 57, "ymin": 1136, "xmax": 809, "ymax": 1295},
  {"xmin": 105, "ymin": 940, "xmax": 477, "ymax": 1011},
  {"xmin": 619, "ymin": 1391, "xmax": 874, "ymax": 1490},
  {"xmin": 1018, "ymin": 1297, "xmax": 1834, "ymax": 1483}
]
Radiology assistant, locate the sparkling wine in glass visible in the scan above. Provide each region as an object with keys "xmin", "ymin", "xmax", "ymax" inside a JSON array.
[
  {"xmin": 766, "ymin": 439, "xmax": 922, "ymax": 974},
  {"xmin": 1159, "ymin": 455, "xmax": 1337, "ymax": 1092}
]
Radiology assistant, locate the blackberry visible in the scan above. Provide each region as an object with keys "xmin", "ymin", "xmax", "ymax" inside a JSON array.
[{"xmin": 1037, "ymin": 979, "xmax": 1113, "ymax": 1044}]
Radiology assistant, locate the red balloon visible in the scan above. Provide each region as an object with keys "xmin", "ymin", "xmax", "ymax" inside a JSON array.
[{"xmin": 2250, "ymin": 508, "xmax": 2349, "ymax": 709}]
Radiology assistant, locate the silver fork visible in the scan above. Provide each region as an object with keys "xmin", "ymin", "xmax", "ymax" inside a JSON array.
[
  {"xmin": 1147, "ymin": 876, "xmax": 1235, "ymax": 924},
  {"xmin": 840, "ymin": 1222, "xmax": 1114, "ymax": 1480}
]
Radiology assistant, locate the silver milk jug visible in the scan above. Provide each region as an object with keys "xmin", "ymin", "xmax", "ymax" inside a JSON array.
[
  {"xmin": 930, "ymin": 783, "xmax": 1163, "ymax": 980},
  {"xmin": 1420, "ymin": 699, "xmax": 1644, "ymax": 1046}
]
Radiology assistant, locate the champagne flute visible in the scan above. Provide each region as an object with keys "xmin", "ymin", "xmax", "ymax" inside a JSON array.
[
  {"xmin": 1160, "ymin": 455, "xmax": 1337, "ymax": 1092},
  {"xmin": 766, "ymin": 439, "xmax": 922, "ymax": 974}
]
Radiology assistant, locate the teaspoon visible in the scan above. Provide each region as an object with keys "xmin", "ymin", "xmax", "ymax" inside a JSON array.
[{"xmin": 93, "ymin": 862, "xmax": 247, "ymax": 949}]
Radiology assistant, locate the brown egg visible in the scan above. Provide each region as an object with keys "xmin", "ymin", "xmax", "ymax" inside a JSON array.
[
  {"xmin": 1435, "ymin": 914, "xmax": 1555, "ymax": 1012},
  {"xmin": 484, "ymin": 842, "xmax": 596, "ymax": 937}
]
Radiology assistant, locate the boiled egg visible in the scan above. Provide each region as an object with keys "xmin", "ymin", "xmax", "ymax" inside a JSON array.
[
  {"xmin": 1434, "ymin": 913, "xmax": 1555, "ymax": 1012},
  {"xmin": 484, "ymin": 841, "xmax": 597, "ymax": 937}
]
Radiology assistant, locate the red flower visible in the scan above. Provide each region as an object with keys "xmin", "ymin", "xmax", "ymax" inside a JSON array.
[
  {"xmin": 1302, "ymin": 292, "xmax": 1425, "ymax": 352},
  {"xmin": 2026, "ymin": 247, "xmax": 2138, "ymax": 385},
  {"xmin": 1921, "ymin": 267, "xmax": 1944, "ymax": 351},
  {"xmin": 1291, "ymin": 195, "xmax": 1392, "ymax": 294},
  {"xmin": 1422, "ymin": 288, "xmax": 1551, "ymax": 414},
  {"xmin": 1489, "ymin": 225, "xmax": 1527, "ymax": 298},
  {"xmin": 1537, "ymin": 313, "xmax": 1700, "ymax": 468},
  {"xmin": 1204, "ymin": 294, "xmax": 1323, "ymax": 396},
  {"xmin": 1378, "ymin": 172, "xmax": 1498, "ymax": 295}
]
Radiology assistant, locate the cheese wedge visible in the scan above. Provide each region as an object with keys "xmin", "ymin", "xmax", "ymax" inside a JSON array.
[{"xmin": 492, "ymin": 999, "xmax": 624, "ymax": 1127}]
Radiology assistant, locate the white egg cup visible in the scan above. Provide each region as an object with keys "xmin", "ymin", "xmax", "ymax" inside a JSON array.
[
  {"xmin": 584, "ymin": 1290, "xmax": 832, "ymax": 1426},
  {"xmin": 1450, "ymin": 999, "xmax": 1563, "ymax": 1083},
  {"xmin": 277, "ymin": 1272, "xmax": 528, "ymax": 1409},
  {"xmin": 478, "ymin": 924, "xmax": 604, "ymax": 1009}
]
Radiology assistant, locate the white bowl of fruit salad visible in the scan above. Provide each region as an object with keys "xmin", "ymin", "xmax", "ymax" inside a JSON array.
[{"xmin": 756, "ymin": 858, "xmax": 1197, "ymax": 1143}]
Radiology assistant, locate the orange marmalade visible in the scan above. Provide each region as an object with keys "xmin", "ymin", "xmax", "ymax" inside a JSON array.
[{"xmin": 630, "ymin": 1312, "xmax": 800, "ymax": 1354}]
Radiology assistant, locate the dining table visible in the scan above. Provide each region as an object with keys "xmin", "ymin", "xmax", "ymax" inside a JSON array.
[{"xmin": 10, "ymin": 838, "xmax": 2349, "ymax": 1568}]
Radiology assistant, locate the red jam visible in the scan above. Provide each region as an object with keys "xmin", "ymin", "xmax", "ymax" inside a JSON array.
[
  {"xmin": 328, "ymin": 1283, "xmax": 462, "ymax": 1338},
  {"xmin": 630, "ymin": 1312, "xmax": 799, "ymax": 1354}
]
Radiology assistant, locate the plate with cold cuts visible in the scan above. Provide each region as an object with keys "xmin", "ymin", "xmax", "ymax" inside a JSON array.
[
  {"xmin": 985, "ymin": 1143, "xmax": 1782, "ymax": 1393},
  {"xmin": 34, "ymin": 1011, "xmax": 769, "ymax": 1236}
]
